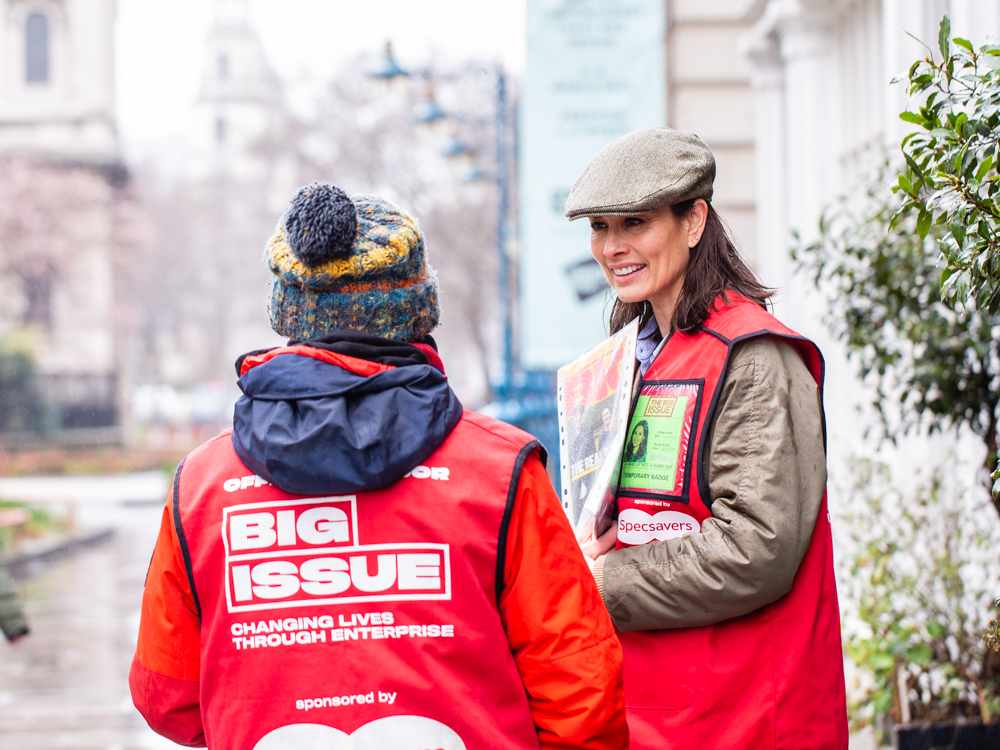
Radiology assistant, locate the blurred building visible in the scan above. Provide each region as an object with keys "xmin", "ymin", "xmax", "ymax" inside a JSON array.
[
  {"xmin": 0, "ymin": 0, "xmax": 117, "ymax": 161},
  {"xmin": 171, "ymin": 0, "xmax": 287, "ymax": 371},
  {"xmin": 743, "ymin": 0, "xmax": 1000, "ymax": 328},
  {"xmin": 128, "ymin": 0, "xmax": 288, "ymax": 447},
  {"xmin": 739, "ymin": 0, "xmax": 1000, "ymax": 463},
  {"xmin": 665, "ymin": 0, "xmax": 1000, "ymax": 313},
  {"xmin": 185, "ymin": 0, "xmax": 284, "ymax": 184},
  {"xmin": 668, "ymin": 1, "xmax": 758, "ymax": 263},
  {"xmin": 0, "ymin": 0, "xmax": 121, "ymax": 439}
]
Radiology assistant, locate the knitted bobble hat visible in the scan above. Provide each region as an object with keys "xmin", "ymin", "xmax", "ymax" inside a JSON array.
[{"xmin": 265, "ymin": 182, "xmax": 441, "ymax": 342}]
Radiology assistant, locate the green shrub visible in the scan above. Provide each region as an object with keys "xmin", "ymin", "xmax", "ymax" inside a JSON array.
[
  {"xmin": 839, "ymin": 459, "xmax": 1000, "ymax": 731},
  {"xmin": 0, "ymin": 333, "xmax": 51, "ymax": 434}
]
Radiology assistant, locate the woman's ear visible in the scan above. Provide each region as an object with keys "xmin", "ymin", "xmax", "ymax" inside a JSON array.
[{"xmin": 686, "ymin": 199, "xmax": 709, "ymax": 248}]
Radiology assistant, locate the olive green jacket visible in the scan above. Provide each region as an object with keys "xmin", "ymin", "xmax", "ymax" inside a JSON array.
[{"xmin": 594, "ymin": 335, "xmax": 827, "ymax": 632}]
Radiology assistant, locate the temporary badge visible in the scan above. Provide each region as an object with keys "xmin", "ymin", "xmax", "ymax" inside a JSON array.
[{"xmin": 618, "ymin": 381, "xmax": 701, "ymax": 500}]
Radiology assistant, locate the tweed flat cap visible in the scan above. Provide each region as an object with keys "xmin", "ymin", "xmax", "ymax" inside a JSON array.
[{"xmin": 564, "ymin": 127, "xmax": 716, "ymax": 220}]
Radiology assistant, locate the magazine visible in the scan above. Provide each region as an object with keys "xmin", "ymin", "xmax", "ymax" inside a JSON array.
[{"xmin": 557, "ymin": 319, "xmax": 638, "ymax": 537}]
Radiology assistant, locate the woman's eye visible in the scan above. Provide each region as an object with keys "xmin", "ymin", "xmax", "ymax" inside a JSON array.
[
  {"xmin": 590, "ymin": 222, "xmax": 606, "ymax": 231},
  {"xmin": 624, "ymin": 217, "xmax": 644, "ymax": 227}
]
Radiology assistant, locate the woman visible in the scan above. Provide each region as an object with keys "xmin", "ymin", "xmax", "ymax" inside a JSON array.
[
  {"xmin": 624, "ymin": 421, "xmax": 648, "ymax": 463},
  {"xmin": 570, "ymin": 128, "xmax": 848, "ymax": 749}
]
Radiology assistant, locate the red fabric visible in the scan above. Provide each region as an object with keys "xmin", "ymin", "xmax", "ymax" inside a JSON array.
[
  {"xmin": 501, "ymin": 454, "xmax": 628, "ymax": 750},
  {"xmin": 132, "ymin": 414, "xmax": 626, "ymax": 750},
  {"xmin": 134, "ymin": 504, "xmax": 200, "ymax": 681},
  {"xmin": 411, "ymin": 342, "xmax": 445, "ymax": 374},
  {"xmin": 131, "ymin": 502, "xmax": 204, "ymax": 745},
  {"xmin": 617, "ymin": 295, "xmax": 848, "ymax": 749},
  {"xmin": 239, "ymin": 345, "xmax": 395, "ymax": 377},
  {"xmin": 129, "ymin": 654, "xmax": 204, "ymax": 747}
]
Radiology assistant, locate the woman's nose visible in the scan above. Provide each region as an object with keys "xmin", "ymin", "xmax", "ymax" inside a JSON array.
[{"xmin": 602, "ymin": 228, "xmax": 628, "ymax": 257}]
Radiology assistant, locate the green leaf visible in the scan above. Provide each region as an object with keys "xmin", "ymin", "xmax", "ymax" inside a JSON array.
[
  {"xmin": 907, "ymin": 643, "xmax": 933, "ymax": 666},
  {"xmin": 869, "ymin": 651, "xmax": 896, "ymax": 673},
  {"xmin": 873, "ymin": 691, "xmax": 894, "ymax": 715},
  {"xmin": 927, "ymin": 620, "xmax": 946, "ymax": 639},
  {"xmin": 950, "ymin": 222, "xmax": 967, "ymax": 246},
  {"xmin": 976, "ymin": 156, "xmax": 994, "ymax": 182},
  {"xmin": 917, "ymin": 208, "xmax": 933, "ymax": 239},
  {"xmin": 900, "ymin": 111, "xmax": 926, "ymax": 126},
  {"xmin": 954, "ymin": 37, "xmax": 974, "ymax": 53},
  {"xmin": 904, "ymin": 153, "xmax": 927, "ymax": 185},
  {"xmin": 939, "ymin": 15, "xmax": 952, "ymax": 61}
]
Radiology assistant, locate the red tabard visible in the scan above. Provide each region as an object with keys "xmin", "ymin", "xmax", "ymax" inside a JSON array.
[
  {"xmin": 615, "ymin": 295, "xmax": 848, "ymax": 749},
  {"xmin": 173, "ymin": 410, "xmax": 541, "ymax": 750}
]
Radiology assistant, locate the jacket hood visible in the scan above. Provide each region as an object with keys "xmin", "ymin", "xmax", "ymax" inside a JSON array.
[{"xmin": 231, "ymin": 333, "xmax": 463, "ymax": 496}]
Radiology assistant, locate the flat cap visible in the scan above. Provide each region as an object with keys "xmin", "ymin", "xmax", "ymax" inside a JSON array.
[{"xmin": 564, "ymin": 127, "xmax": 715, "ymax": 220}]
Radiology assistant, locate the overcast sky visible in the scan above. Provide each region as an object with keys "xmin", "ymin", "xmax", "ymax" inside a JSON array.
[{"xmin": 116, "ymin": 0, "xmax": 527, "ymax": 158}]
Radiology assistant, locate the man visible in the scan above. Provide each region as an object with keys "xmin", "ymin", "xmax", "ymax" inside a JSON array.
[{"xmin": 130, "ymin": 184, "xmax": 627, "ymax": 750}]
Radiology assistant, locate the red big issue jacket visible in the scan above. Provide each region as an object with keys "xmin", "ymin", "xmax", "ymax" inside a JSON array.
[
  {"xmin": 130, "ymin": 351, "xmax": 627, "ymax": 750},
  {"xmin": 614, "ymin": 295, "xmax": 848, "ymax": 749}
]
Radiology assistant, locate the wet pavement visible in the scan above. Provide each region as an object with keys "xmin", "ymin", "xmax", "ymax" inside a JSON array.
[{"xmin": 0, "ymin": 474, "xmax": 184, "ymax": 749}]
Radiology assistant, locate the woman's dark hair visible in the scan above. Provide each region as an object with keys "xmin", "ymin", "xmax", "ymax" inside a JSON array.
[
  {"xmin": 608, "ymin": 200, "xmax": 773, "ymax": 336},
  {"xmin": 625, "ymin": 420, "xmax": 649, "ymax": 462}
]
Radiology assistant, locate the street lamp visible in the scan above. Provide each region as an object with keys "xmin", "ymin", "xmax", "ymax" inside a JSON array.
[
  {"xmin": 368, "ymin": 42, "xmax": 407, "ymax": 81},
  {"xmin": 367, "ymin": 44, "xmax": 557, "ymax": 451},
  {"xmin": 411, "ymin": 82, "xmax": 447, "ymax": 125},
  {"xmin": 440, "ymin": 133, "xmax": 473, "ymax": 159}
]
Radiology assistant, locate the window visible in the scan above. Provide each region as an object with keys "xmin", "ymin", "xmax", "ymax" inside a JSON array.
[
  {"xmin": 25, "ymin": 13, "xmax": 49, "ymax": 83},
  {"xmin": 218, "ymin": 53, "xmax": 229, "ymax": 80},
  {"xmin": 24, "ymin": 271, "xmax": 52, "ymax": 327}
]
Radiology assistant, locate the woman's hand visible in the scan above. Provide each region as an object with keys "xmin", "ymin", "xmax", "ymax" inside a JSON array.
[{"xmin": 579, "ymin": 520, "xmax": 617, "ymax": 565}]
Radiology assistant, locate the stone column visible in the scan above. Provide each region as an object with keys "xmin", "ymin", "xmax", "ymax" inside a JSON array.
[
  {"xmin": 745, "ymin": 31, "xmax": 789, "ymax": 318},
  {"xmin": 744, "ymin": 0, "xmax": 837, "ymax": 328},
  {"xmin": 774, "ymin": 2, "xmax": 838, "ymax": 330}
]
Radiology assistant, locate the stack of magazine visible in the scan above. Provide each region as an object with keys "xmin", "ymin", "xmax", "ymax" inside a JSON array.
[{"xmin": 556, "ymin": 320, "xmax": 638, "ymax": 538}]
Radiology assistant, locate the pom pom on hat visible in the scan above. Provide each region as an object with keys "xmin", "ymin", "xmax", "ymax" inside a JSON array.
[{"xmin": 282, "ymin": 182, "xmax": 357, "ymax": 267}]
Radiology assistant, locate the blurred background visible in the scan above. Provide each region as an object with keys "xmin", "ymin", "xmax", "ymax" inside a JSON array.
[{"xmin": 0, "ymin": 0, "xmax": 999, "ymax": 748}]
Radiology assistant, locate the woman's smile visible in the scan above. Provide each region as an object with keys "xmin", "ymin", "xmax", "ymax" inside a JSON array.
[{"xmin": 610, "ymin": 264, "xmax": 646, "ymax": 280}]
